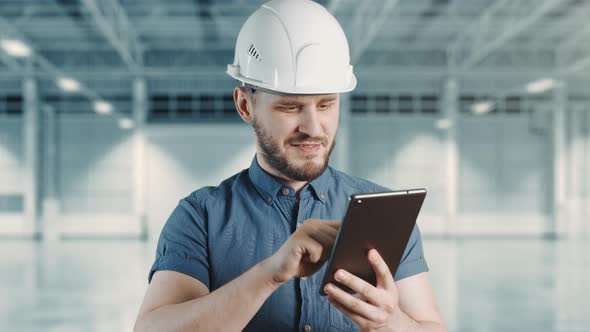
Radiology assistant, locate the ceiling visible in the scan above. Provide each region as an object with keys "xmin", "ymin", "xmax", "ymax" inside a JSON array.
[{"xmin": 0, "ymin": 0, "xmax": 589, "ymax": 93}]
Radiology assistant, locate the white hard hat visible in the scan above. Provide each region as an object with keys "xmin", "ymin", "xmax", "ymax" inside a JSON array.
[{"xmin": 227, "ymin": 0, "xmax": 357, "ymax": 95}]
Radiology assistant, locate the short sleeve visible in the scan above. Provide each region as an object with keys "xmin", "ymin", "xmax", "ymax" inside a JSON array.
[
  {"xmin": 148, "ymin": 197, "xmax": 210, "ymax": 288},
  {"xmin": 393, "ymin": 223, "xmax": 429, "ymax": 281}
]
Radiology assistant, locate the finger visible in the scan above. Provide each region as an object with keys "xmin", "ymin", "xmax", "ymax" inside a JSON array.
[
  {"xmin": 302, "ymin": 223, "xmax": 338, "ymax": 247},
  {"xmin": 368, "ymin": 249, "xmax": 394, "ymax": 290},
  {"xmin": 304, "ymin": 219, "xmax": 341, "ymax": 229},
  {"xmin": 333, "ymin": 269, "xmax": 382, "ymax": 304},
  {"xmin": 324, "ymin": 283, "xmax": 381, "ymax": 322},
  {"xmin": 327, "ymin": 296, "xmax": 365, "ymax": 326},
  {"xmin": 322, "ymin": 220, "xmax": 342, "ymax": 229},
  {"xmin": 299, "ymin": 233, "xmax": 324, "ymax": 263},
  {"xmin": 306, "ymin": 225, "xmax": 338, "ymax": 246}
]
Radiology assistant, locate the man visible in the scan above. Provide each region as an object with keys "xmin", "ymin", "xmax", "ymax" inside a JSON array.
[{"xmin": 135, "ymin": 0, "xmax": 446, "ymax": 331}]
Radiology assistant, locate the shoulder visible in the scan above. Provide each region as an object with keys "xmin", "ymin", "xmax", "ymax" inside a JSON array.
[
  {"xmin": 182, "ymin": 169, "xmax": 248, "ymax": 212},
  {"xmin": 328, "ymin": 166, "xmax": 392, "ymax": 193}
]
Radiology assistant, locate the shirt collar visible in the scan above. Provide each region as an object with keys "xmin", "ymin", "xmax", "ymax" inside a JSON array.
[{"xmin": 248, "ymin": 155, "xmax": 332, "ymax": 205}]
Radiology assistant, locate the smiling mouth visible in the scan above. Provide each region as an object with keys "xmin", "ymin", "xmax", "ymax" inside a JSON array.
[
  {"xmin": 291, "ymin": 143, "xmax": 321, "ymax": 153},
  {"xmin": 292, "ymin": 143, "xmax": 321, "ymax": 147}
]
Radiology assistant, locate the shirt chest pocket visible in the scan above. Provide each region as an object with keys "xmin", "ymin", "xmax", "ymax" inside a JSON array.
[{"xmin": 329, "ymin": 303, "xmax": 357, "ymax": 331}]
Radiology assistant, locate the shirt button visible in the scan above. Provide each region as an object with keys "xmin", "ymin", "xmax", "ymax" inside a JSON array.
[
  {"xmin": 320, "ymin": 194, "xmax": 326, "ymax": 199},
  {"xmin": 304, "ymin": 325, "xmax": 312, "ymax": 332},
  {"xmin": 266, "ymin": 196, "xmax": 272, "ymax": 202},
  {"xmin": 282, "ymin": 188, "xmax": 290, "ymax": 195}
]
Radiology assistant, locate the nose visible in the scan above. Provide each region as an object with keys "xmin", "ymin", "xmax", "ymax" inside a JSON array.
[{"xmin": 298, "ymin": 108, "xmax": 324, "ymax": 139}]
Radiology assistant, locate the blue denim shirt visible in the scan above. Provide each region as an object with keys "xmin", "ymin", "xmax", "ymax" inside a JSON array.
[{"xmin": 149, "ymin": 155, "xmax": 429, "ymax": 331}]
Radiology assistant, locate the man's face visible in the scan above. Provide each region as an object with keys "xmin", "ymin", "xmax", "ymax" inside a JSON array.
[{"xmin": 249, "ymin": 90, "xmax": 339, "ymax": 182}]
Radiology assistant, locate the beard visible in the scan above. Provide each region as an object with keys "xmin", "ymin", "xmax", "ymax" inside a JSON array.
[{"xmin": 252, "ymin": 118, "xmax": 335, "ymax": 182}]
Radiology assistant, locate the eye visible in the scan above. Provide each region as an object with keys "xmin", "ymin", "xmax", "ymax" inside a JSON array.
[
  {"xmin": 318, "ymin": 103, "xmax": 332, "ymax": 110},
  {"xmin": 278, "ymin": 105, "xmax": 299, "ymax": 112}
]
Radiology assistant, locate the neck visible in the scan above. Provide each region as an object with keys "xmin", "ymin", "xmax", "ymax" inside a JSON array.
[{"xmin": 256, "ymin": 154, "xmax": 309, "ymax": 193}]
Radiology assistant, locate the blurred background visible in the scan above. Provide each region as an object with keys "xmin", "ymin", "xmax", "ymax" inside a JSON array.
[{"xmin": 0, "ymin": 0, "xmax": 589, "ymax": 331}]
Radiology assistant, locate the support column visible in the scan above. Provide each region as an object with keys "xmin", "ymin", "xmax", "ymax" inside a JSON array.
[
  {"xmin": 567, "ymin": 104, "xmax": 580, "ymax": 238},
  {"xmin": 552, "ymin": 81, "xmax": 567, "ymax": 238},
  {"xmin": 443, "ymin": 78, "xmax": 459, "ymax": 236},
  {"xmin": 133, "ymin": 77, "xmax": 148, "ymax": 239},
  {"xmin": 42, "ymin": 104, "xmax": 60, "ymax": 241},
  {"xmin": 584, "ymin": 104, "xmax": 590, "ymax": 237},
  {"xmin": 335, "ymin": 93, "xmax": 351, "ymax": 173},
  {"xmin": 22, "ymin": 73, "xmax": 40, "ymax": 237}
]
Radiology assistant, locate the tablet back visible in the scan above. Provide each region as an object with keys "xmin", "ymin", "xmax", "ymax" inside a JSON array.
[{"xmin": 319, "ymin": 189, "xmax": 426, "ymax": 296}]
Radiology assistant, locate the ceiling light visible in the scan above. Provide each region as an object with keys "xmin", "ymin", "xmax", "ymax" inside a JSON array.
[
  {"xmin": 0, "ymin": 39, "xmax": 32, "ymax": 57},
  {"xmin": 471, "ymin": 101, "xmax": 494, "ymax": 115},
  {"xmin": 118, "ymin": 118, "xmax": 134, "ymax": 130},
  {"xmin": 526, "ymin": 78, "xmax": 556, "ymax": 94},
  {"xmin": 94, "ymin": 101, "xmax": 113, "ymax": 114},
  {"xmin": 435, "ymin": 118, "xmax": 451, "ymax": 130},
  {"xmin": 57, "ymin": 77, "xmax": 81, "ymax": 92}
]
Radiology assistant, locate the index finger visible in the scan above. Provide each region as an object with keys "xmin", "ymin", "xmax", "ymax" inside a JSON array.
[
  {"xmin": 303, "ymin": 219, "xmax": 341, "ymax": 229},
  {"xmin": 321, "ymin": 220, "xmax": 341, "ymax": 228}
]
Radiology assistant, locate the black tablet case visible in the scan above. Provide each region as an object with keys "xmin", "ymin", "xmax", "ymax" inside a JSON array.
[{"xmin": 319, "ymin": 189, "xmax": 427, "ymax": 296}]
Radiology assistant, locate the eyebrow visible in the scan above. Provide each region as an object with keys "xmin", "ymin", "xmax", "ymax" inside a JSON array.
[
  {"xmin": 274, "ymin": 96, "xmax": 337, "ymax": 106},
  {"xmin": 317, "ymin": 96, "xmax": 338, "ymax": 103}
]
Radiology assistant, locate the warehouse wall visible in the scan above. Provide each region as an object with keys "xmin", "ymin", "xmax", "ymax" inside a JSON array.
[
  {"xmin": 0, "ymin": 79, "xmax": 25, "ymax": 232},
  {"xmin": 57, "ymin": 116, "xmax": 134, "ymax": 214},
  {"xmin": 2, "ymin": 78, "xmax": 589, "ymax": 238},
  {"xmin": 567, "ymin": 102, "xmax": 590, "ymax": 235},
  {"xmin": 350, "ymin": 116, "xmax": 445, "ymax": 216},
  {"xmin": 0, "ymin": 118, "xmax": 23, "ymax": 212},
  {"xmin": 145, "ymin": 125, "xmax": 256, "ymax": 238},
  {"xmin": 458, "ymin": 114, "xmax": 552, "ymax": 214}
]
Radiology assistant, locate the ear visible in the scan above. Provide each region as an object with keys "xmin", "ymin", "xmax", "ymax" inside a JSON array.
[{"xmin": 233, "ymin": 87, "xmax": 254, "ymax": 124}]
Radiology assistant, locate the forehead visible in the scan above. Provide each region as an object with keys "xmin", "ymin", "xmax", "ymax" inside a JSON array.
[{"xmin": 261, "ymin": 91, "xmax": 339, "ymax": 104}]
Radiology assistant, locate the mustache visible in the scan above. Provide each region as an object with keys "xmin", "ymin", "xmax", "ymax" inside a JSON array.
[{"xmin": 287, "ymin": 135, "xmax": 328, "ymax": 146}]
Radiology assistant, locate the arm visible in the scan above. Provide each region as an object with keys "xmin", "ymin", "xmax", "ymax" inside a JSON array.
[
  {"xmin": 325, "ymin": 249, "xmax": 446, "ymax": 332},
  {"xmin": 134, "ymin": 260, "xmax": 281, "ymax": 332},
  {"xmin": 134, "ymin": 219, "xmax": 340, "ymax": 332},
  {"xmin": 393, "ymin": 272, "xmax": 446, "ymax": 331}
]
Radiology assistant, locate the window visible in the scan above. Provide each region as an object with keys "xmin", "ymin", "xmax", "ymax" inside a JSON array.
[
  {"xmin": 150, "ymin": 95, "xmax": 170, "ymax": 118},
  {"xmin": 5, "ymin": 95, "xmax": 22, "ymax": 115},
  {"xmin": 198, "ymin": 95, "xmax": 215, "ymax": 117},
  {"xmin": 460, "ymin": 95, "xmax": 476, "ymax": 113},
  {"xmin": 375, "ymin": 95, "xmax": 391, "ymax": 113},
  {"xmin": 222, "ymin": 95, "xmax": 238, "ymax": 118},
  {"xmin": 420, "ymin": 95, "xmax": 438, "ymax": 114},
  {"xmin": 351, "ymin": 95, "xmax": 368, "ymax": 114},
  {"xmin": 398, "ymin": 95, "xmax": 414, "ymax": 114},
  {"xmin": 176, "ymin": 95, "xmax": 193, "ymax": 118},
  {"xmin": 505, "ymin": 96, "xmax": 521, "ymax": 114}
]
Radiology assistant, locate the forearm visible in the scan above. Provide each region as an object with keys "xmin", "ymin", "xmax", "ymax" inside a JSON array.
[
  {"xmin": 135, "ymin": 260, "xmax": 282, "ymax": 332},
  {"xmin": 389, "ymin": 308, "xmax": 447, "ymax": 332}
]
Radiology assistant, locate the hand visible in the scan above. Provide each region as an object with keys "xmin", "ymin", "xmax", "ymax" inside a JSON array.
[
  {"xmin": 324, "ymin": 249, "xmax": 400, "ymax": 332},
  {"xmin": 262, "ymin": 219, "xmax": 340, "ymax": 284}
]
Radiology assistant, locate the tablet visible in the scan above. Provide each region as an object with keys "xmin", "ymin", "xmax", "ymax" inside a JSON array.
[{"xmin": 319, "ymin": 189, "xmax": 426, "ymax": 296}]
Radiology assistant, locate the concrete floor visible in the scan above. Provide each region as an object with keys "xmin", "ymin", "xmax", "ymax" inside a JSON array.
[{"xmin": 0, "ymin": 238, "xmax": 588, "ymax": 332}]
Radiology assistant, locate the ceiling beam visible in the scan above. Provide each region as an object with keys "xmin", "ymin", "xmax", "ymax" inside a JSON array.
[
  {"xmin": 555, "ymin": 1, "xmax": 590, "ymax": 67},
  {"xmin": 449, "ymin": 0, "xmax": 565, "ymax": 70},
  {"xmin": 80, "ymin": 0, "xmax": 144, "ymax": 75},
  {"xmin": 0, "ymin": 66, "xmax": 581, "ymax": 80},
  {"xmin": 350, "ymin": 0, "xmax": 400, "ymax": 63},
  {"xmin": 563, "ymin": 54, "xmax": 590, "ymax": 74},
  {"xmin": 327, "ymin": 0, "xmax": 343, "ymax": 14},
  {"xmin": 0, "ymin": 15, "xmax": 114, "ymax": 107},
  {"xmin": 0, "ymin": 48, "xmax": 23, "ymax": 72},
  {"xmin": 559, "ymin": 23, "xmax": 590, "ymax": 55}
]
